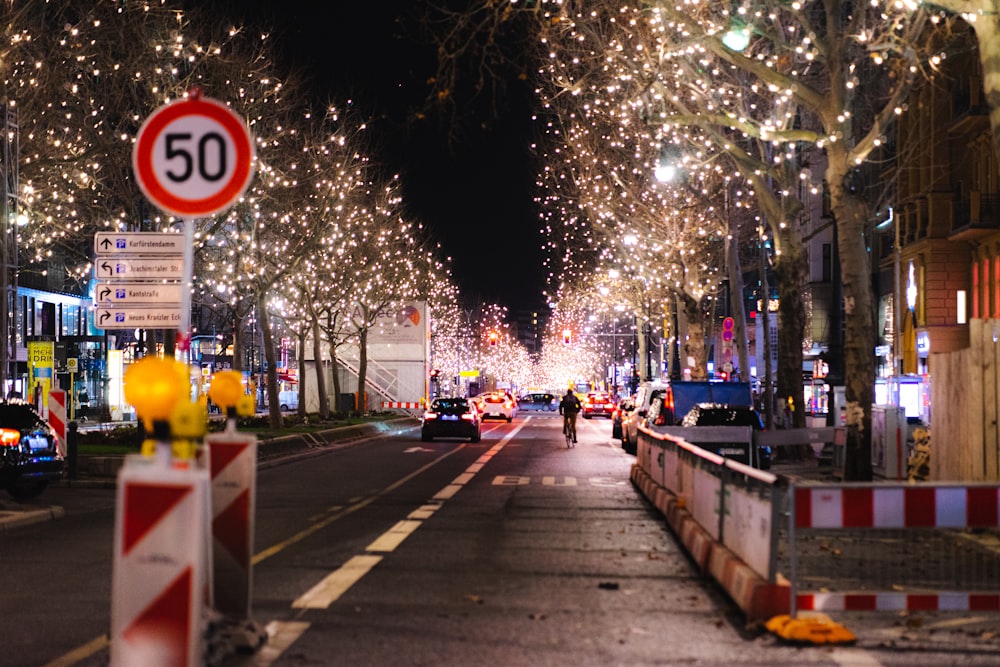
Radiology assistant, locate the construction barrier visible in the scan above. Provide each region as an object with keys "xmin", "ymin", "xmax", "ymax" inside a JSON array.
[
  {"xmin": 48, "ymin": 388, "xmax": 67, "ymax": 457},
  {"xmin": 629, "ymin": 422, "xmax": 1000, "ymax": 625},
  {"xmin": 382, "ymin": 401, "xmax": 421, "ymax": 409},
  {"xmin": 204, "ymin": 430, "xmax": 258, "ymax": 619},
  {"xmin": 110, "ymin": 455, "xmax": 211, "ymax": 667},
  {"xmin": 789, "ymin": 481, "xmax": 1000, "ymax": 615},
  {"xmin": 794, "ymin": 485, "xmax": 1000, "ymax": 528}
]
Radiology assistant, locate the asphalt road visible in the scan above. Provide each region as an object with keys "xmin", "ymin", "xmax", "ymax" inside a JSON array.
[{"xmin": 2, "ymin": 413, "xmax": 999, "ymax": 666}]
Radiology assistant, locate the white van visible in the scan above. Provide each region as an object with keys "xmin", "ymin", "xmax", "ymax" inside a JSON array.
[{"xmin": 278, "ymin": 390, "xmax": 299, "ymax": 411}]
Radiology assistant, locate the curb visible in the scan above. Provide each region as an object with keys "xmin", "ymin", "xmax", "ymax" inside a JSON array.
[
  {"xmin": 0, "ymin": 505, "xmax": 66, "ymax": 533},
  {"xmin": 630, "ymin": 463, "xmax": 790, "ymax": 623}
]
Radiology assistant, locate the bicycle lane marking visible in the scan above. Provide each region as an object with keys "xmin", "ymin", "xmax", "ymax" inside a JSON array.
[
  {"xmin": 291, "ymin": 419, "xmax": 528, "ymax": 610},
  {"xmin": 49, "ymin": 428, "xmax": 481, "ymax": 667}
]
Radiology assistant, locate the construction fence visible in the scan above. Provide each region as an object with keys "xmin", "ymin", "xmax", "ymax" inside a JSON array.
[{"xmin": 632, "ymin": 423, "xmax": 1000, "ymax": 621}]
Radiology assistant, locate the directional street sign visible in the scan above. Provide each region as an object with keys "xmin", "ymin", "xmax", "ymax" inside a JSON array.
[
  {"xmin": 94, "ymin": 232, "xmax": 186, "ymax": 256},
  {"xmin": 95, "ymin": 307, "xmax": 182, "ymax": 329},
  {"xmin": 94, "ymin": 257, "xmax": 184, "ymax": 280},
  {"xmin": 94, "ymin": 282, "xmax": 184, "ymax": 305}
]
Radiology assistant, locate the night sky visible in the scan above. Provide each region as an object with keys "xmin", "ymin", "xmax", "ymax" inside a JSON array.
[{"xmin": 198, "ymin": 1, "xmax": 547, "ymax": 312}]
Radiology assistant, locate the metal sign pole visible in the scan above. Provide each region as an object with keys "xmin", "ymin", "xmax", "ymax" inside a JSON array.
[{"xmin": 179, "ymin": 217, "xmax": 195, "ymax": 365}]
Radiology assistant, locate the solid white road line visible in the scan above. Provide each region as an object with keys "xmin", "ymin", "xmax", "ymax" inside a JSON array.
[{"xmin": 291, "ymin": 554, "xmax": 383, "ymax": 609}]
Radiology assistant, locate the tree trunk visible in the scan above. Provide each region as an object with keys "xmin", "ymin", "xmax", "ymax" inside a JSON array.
[
  {"xmin": 727, "ymin": 231, "xmax": 751, "ymax": 384},
  {"xmin": 680, "ymin": 294, "xmax": 708, "ymax": 380},
  {"xmin": 297, "ymin": 330, "xmax": 307, "ymax": 417},
  {"xmin": 636, "ymin": 315, "xmax": 649, "ymax": 381},
  {"xmin": 327, "ymin": 338, "xmax": 343, "ymax": 412},
  {"xmin": 357, "ymin": 326, "xmax": 369, "ymax": 413},
  {"xmin": 311, "ymin": 317, "xmax": 329, "ymax": 418},
  {"xmin": 826, "ymin": 156, "xmax": 875, "ymax": 481},
  {"xmin": 232, "ymin": 318, "xmax": 243, "ymax": 373},
  {"xmin": 772, "ymin": 232, "xmax": 808, "ymax": 428},
  {"xmin": 258, "ymin": 295, "xmax": 282, "ymax": 429}
]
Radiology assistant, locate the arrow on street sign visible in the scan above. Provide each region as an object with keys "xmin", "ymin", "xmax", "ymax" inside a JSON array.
[
  {"xmin": 94, "ymin": 257, "xmax": 184, "ymax": 280},
  {"xmin": 94, "ymin": 282, "xmax": 185, "ymax": 305},
  {"xmin": 95, "ymin": 307, "xmax": 182, "ymax": 329},
  {"xmin": 94, "ymin": 232, "xmax": 186, "ymax": 256}
]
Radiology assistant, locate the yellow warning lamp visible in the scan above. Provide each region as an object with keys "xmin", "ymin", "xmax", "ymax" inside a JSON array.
[
  {"xmin": 235, "ymin": 394, "xmax": 256, "ymax": 418},
  {"xmin": 124, "ymin": 356, "xmax": 186, "ymax": 430},
  {"xmin": 170, "ymin": 400, "xmax": 208, "ymax": 460},
  {"xmin": 208, "ymin": 370, "xmax": 244, "ymax": 414}
]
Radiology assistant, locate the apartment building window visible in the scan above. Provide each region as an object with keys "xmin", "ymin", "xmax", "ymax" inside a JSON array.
[{"xmin": 39, "ymin": 301, "xmax": 55, "ymax": 337}]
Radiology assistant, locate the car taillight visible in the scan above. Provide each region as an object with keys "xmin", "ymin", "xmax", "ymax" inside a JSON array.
[
  {"xmin": 461, "ymin": 413, "xmax": 476, "ymax": 422},
  {"xmin": 423, "ymin": 411, "xmax": 438, "ymax": 420},
  {"xmin": 0, "ymin": 427, "xmax": 20, "ymax": 446}
]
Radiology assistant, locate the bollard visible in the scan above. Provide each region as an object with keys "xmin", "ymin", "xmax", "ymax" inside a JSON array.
[
  {"xmin": 67, "ymin": 421, "xmax": 78, "ymax": 480},
  {"xmin": 110, "ymin": 431, "xmax": 210, "ymax": 667},
  {"xmin": 204, "ymin": 426, "xmax": 258, "ymax": 618},
  {"xmin": 202, "ymin": 374, "xmax": 267, "ymax": 653},
  {"xmin": 112, "ymin": 357, "xmax": 212, "ymax": 666}
]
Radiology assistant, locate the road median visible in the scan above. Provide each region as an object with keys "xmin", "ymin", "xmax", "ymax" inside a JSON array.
[{"xmin": 77, "ymin": 416, "xmax": 420, "ymax": 480}]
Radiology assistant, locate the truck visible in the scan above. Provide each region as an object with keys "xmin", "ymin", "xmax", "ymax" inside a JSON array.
[
  {"xmin": 621, "ymin": 380, "xmax": 753, "ymax": 454},
  {"xmin": 659, "ymin": 380, "xmax": 753, "ymax": 426}
]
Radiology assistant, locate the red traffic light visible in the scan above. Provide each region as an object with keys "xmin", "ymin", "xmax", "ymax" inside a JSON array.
[{"xmin": 488, "ymin": 331, "xmax": 498, "ymax": 347}]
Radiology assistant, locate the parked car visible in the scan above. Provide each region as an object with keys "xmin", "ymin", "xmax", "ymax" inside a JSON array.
[
  {"xmin": 517, "ymin": 392, "xmax": 558, "ymax": 412},
  {"xmin": 679, "ymin": 402, "xmax": 771, "ymax": 469},
  {"xmin": 621, "ymin": 381, "xmax": 668, "ymax": 454},
  {"xmin": 421, "ymin": 397, "xmax": 482, "ymax": 442},
  {"xmin": 611, "ymin": 396, "xmax": 634, "ymax": 440},
  {"xmin": 480, "ymin": 391, "xmax": 516, "ymax": 422},
  {"xmin": 582, "ymin": 392, "xmax": 615, "ymax": 419},
  {"xmin": 0, "ymin": 400, "xmax": 64, "ymax": 499}
]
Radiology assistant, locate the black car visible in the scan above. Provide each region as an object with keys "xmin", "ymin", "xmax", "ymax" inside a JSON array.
[
  {"xmin": 517, "ymin": 393, "xmax": 558, "ymax": 412},
  {"xmin": 0, "ymin": 400, "xmax": 64, "ymax": 499},
  {"xmin": 679, "ymin": 402, "xmax": 771, "ymax": 470},
  {"xmin": 421, "ymin": 397, "xmax": 482, "ymax": 442},
  {"xmin": 611, "ymin": 397, "xmax": 634, "ymax": 440}
]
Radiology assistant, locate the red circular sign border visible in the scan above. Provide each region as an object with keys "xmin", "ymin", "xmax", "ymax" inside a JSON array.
[{"xmin": 133, "ymin": 97, "xmax": 255, "ymax": 218}]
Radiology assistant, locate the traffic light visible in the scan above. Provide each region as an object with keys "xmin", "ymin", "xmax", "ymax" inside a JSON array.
[
  {"xmin": 562, "ymin": 329, "xmax": 572, "ymax": 345},
  {"xmin": 430, "ymin": 368, "xmax": 440, "ymax": 379},
  {"xmin": 488, "ymin": 331, "xmax": 498, "ymax": 347}
]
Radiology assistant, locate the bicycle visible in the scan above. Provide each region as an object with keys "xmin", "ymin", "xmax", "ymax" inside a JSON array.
[{"xmin": 563, "ymin": 414, "xmax": 576, "ymax": 448}]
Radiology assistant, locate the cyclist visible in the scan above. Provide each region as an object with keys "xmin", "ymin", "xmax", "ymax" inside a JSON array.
[{"xmin": 558, "ymin": 388, "xmax": 582, "ymax": 444}]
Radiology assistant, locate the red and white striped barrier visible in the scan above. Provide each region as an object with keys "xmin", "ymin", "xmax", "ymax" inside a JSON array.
[
  {"xmin": 204, "ymin": 431, "xmax": 258, "ymax": 619},
  {"xmin": 798, "ymin": 591, "xmax": 1000, "ymax": 612},
  {"xmin": 111, "ymin": 461, "xmax": 210, "ymax": 667},
  {"xmin": 382, "ymin": 401, "xmax": 421, "ymax": 409},
  {"xmin": 48, "ymin": 389, "xmax": 67, "ymax": 457},
  {"xmin": 794, "ymin": 485, "xmax": 1000, "ymax": 529}
]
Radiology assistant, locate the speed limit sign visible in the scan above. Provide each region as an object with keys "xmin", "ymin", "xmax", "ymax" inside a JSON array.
[{"xmin": 132, "ymin": 92, "xmax": 255, "ymax": 218}]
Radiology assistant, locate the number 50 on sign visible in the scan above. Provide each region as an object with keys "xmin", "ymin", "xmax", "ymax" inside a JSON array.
[{"xmin": 132, "ymin": 93, "xmax": 255, "ymax": 219}]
